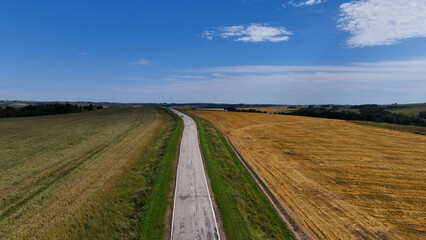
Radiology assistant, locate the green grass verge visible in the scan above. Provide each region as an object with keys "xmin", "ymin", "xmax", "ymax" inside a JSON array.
[
  {"xmin": 352, "ymin": 120, "xmax": 426, "ymax": 135},
  {"xmin": 72, "ymin": 108, "xmax": 183, "ymax": 240},
  {"xmin": 139, "ymin": 109, "xmax": 183, "ymax": 239},
  {"xmin": 188, "ymin": 112, "xmax": 295, "ymax": 240}
]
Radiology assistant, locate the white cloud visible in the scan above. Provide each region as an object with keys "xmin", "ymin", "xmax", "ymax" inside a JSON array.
[
  {"xmin": 131, "ymin": 59, "xmax": 152, "ymax": 65},
  {"xmin": 338, "ymin": 0, "xmax": 426, "ymax": 47},
  {"xmin": 202, "ymin": 23, "xmax": 292, "ymax": 42},
  {"xmin": 289, "ymin": 0, "xmax": 324, "ymax": 7}
]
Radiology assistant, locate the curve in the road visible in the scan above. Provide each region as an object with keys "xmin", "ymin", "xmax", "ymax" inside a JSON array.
[{"xmin": 170, "ymin": 109, "xmax": 220, "ymax": 240}]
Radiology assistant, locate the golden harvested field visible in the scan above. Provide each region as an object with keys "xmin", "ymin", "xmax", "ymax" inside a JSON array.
[
  {"xmin": 189, "ymin": 110, "xmax": 426, "ymax": 240},
  {"xmin": 0, "ymin": 107, "xmax": 173, "ymax": 239}
]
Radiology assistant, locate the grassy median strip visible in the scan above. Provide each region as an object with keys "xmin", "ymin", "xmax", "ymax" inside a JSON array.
[{"xmin": 189, "ymin": 113, "xmax": 295, "ymax": 240}]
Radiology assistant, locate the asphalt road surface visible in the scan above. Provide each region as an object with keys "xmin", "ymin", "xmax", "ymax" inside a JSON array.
[{"xmin": 170, "ymin": 109, "xmax": 220, "ymax": 240}]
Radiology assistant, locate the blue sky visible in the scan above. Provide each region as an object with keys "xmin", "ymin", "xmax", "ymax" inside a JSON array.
[{"xmin": 1, "ymin": 0, "xmax": 425, "ymax": 104}]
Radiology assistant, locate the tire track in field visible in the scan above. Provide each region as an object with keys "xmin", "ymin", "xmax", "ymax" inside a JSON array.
[{"xmin": 0, "ymin": 119, "xmax": 143, "ymax": 221}]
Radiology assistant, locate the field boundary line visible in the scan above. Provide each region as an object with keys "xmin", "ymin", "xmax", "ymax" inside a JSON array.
[{"xmin": 211, "ymin": 122, "xmax": 312, "ymax": 240}]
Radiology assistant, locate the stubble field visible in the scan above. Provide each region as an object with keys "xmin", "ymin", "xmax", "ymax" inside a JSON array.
[
  {"xmin": 189, "ymin": 109, "xmax": 426, "ymax": 240},
  {"xmin": 0, "ymin": 107, "xmax": 178, "ymax": 239}
]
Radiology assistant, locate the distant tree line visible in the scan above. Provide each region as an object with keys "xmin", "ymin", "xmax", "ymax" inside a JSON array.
[
  {"xmin": 0, "ymin": 103, "xmax": 103, "ymax": 118},
  {"xmin": 224, "ymin": 107, "xmax": 266, "ymax": 113},
  {"xmin": 280, "ymin": 105, "xmax": 426, "ymax": 126},
  {"xmin": 156, "ymin": 103, "xmax": 282, "ymax": 109}
]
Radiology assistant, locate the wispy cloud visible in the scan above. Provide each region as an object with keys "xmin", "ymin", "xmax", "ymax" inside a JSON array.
[
  {"xmin": 112, "ymin": 58, "xmax": 426, "ymax": 104},
  {"xmin": 130, "ymin": 59, "xmax": 152, "ymax": 65},
  {"xmin": 169, "ymin": 75, "xmax": 207, "ymax": 80},
  {"xmin": 288, "ymin": 0, "xmax": 324, "ymax": 7},
  {"xmin": 190, "ymin": 59, "xmax": 426, "ymax": 74},
  {"xmin": 338, "ymin": 0, "xmax": 426, "ymax": 47},
  {"xmin": 161, "ymin": 75, "xmax": 207, "ymax": 81},
  {"xmin": 203, "ymin": 23, "xmax": 292, "ymax": 42}
]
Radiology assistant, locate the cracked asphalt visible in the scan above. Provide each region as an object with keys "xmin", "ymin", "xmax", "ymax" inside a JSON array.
[{"xmin": 170, "ymin": 109, "xmax": 220, "ymax": 240}]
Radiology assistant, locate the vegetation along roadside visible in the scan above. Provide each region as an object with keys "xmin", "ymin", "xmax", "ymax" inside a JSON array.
[{"xmin": 185, "ymin": 111, "xmax": 295, "ymax": 240}]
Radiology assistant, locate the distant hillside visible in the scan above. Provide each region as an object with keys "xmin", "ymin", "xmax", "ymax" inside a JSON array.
[
  {"xmin": 281, "ymin": 104, "xmax": 426, "ymax": 127},
  {"xmin": 0, "ymin": 103, "xmax": 102, "ymax": 118},
  {"xmin": 0, "ymin": 100, "xmax": 285, "ymax": 109}
]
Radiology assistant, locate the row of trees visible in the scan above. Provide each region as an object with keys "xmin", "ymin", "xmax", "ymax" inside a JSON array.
[
  {"xmin": 281, "ymin": 105, "xmax": 426, "ymax": 126},
  {"xmin": 0, "ymin": 103, "xmax": 103, "ymax": 118},
  {"xmin": 224, "ymin": 107, "xmax": 265, "ymax": 113}
]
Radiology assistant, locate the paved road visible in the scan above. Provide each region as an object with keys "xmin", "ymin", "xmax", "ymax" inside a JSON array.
[{"xmin": 170, "ymin": 109, "xmax": 220, "ymax": 240}]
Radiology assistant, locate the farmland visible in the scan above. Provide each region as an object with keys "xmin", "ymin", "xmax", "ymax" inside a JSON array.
[
  {"xmin": 189, "ymin": 109, "xmax": 426, "ymax": 240},
  {"xmin": 0, "ymin": 107, "xmax": 180, "ymax": 239},
  {"xmin": 386, "ymin": 103, "xmax": 426, "ymax": 117}
]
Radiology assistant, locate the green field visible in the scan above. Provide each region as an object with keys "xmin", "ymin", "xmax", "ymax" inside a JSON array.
[
  {"xmin": 0, "ymin": 107, "xmax": 180, "ymax": 239},
  {"xmin": 188, "ymin": 112, "xmax": 295, "ymax": 240},
  {"xmin": 386, "ymin": 103, "xmax": 426, "ymax": 117}
]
